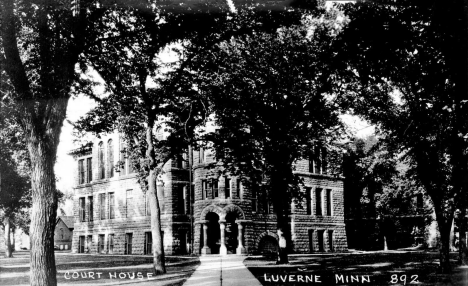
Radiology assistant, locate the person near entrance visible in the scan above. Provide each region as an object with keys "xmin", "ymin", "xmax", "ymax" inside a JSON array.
[{"xmin": 276, "ymin": 228, "xmax": 288, "ymax": 264}]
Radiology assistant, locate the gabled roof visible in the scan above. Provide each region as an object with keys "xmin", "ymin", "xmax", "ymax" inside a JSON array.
[{"xmin": 57, "ymin": 216, "xmax": 74, "ymax": 229}]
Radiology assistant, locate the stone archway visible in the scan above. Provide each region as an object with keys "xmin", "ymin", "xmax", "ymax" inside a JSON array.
[
  {"xmin": 256, "ymin": 231, "xmax": 279, "ymax": 256},
  {"xmin": 199, "ymin": 204, "xmax": 247, "ymax": 255}
]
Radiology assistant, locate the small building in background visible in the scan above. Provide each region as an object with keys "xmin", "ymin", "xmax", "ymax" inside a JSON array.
[{"xmin": 55, "ymin": 216, "xmax": 74, "ymax": 250}]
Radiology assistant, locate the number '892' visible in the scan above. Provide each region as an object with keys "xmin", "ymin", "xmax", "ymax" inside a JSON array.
[{"xmin": 390, "ymin": 274, "xmax": 419, "ymax": 284}]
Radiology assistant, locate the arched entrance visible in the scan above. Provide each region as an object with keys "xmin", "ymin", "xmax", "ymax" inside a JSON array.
[
  {"xmin": 225, "ymin": 212, "xmax": 239, "ymax": 254},
  {"xmin": 206, "ymin": 212, "xmax": 220, "ymax": 254},
  {"xmin": 199, "ymin": 204, "xmax": 247, "ymax": 255}
]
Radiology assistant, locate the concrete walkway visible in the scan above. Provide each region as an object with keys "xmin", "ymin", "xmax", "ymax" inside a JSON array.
[{"xmin": 182, "ymin": 255, "xmax": 262, "ymax": 286}]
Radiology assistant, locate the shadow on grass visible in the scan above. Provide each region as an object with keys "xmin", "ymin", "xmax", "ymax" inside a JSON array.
[{"xmin": 244, "ymin": 251, "xmax": 468, "ymax": 286}]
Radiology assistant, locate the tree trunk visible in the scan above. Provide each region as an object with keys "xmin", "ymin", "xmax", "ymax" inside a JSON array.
[
  {"xmin": 148, "ymin": 168, "xmax": 166, "ymax": 274},
  {"xmin": 434, "ymin": 205, "xmax": 454, "ymax": 273},
  {"xmin": 28, "ymin": 143, "xmax": 59, "ymax": 286},
  {"xmin": 4, "ymin": 216, "xmax": 12, "ymax": 258},
  {"xmin": 271, "ymin": 172, "xmax": 289, "ymax": 264},
  {"xmin": 458, "ymin": 206, "xmax": 468, "ymax": 265},
  {"xmin": 145, "ymin": 125, "xmax": 166, "ymax": 275},
  {"xmin": 11, "ymin": 224, "xmax": 15, "ymax": 252}
]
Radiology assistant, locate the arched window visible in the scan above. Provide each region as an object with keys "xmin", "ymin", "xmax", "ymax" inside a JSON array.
[
  {"xmin": 98, "ymin": 142, "xmax": 105, "ymax": 179},
  {"xmin": 108, "ymin": 139, "xmax": 114, "ymax": 178}
]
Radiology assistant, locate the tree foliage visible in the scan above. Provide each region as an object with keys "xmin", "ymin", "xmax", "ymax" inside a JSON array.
[
  {"xmin": 334, "ymin": 1, "xmax": 468, "ymax": 271},
  {"xmin": 181, "ymin": 8, "xmax": 344, "ymax": 262}
]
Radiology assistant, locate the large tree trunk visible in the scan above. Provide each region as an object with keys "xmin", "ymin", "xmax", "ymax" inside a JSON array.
[
  {"xmin": 4, "ymin": 216, "xmax": 12, "ymax": 258},
  {"xmin": 145, "ymin": 125, "xmax": 166, "ymax": 275},
  {"xmin": 271, "ymin": 170, "xmax": 289, "ymax": 264},
  {"xmin": 11, "ymin": 224, "xmax": 15, "ymax": 252},
  {"xmin": 148, "ymin": 168, "xmax": 166, "ymax": 275},
  {"xmin": 434, "ymin": 204, "xmax": 454, "ymax": 273},
  {"xmin": 28, "ymin": 142, "xmax": 59, "ymax": 286},
  {"xmin": 458, "ymin": 206, "xmax": 468, "ymax": 265}
]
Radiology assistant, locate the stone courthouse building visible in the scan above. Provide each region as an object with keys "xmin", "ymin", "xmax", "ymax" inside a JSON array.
[{"xmin": 70, "ymin": 132, "xmax": 347, "ymax": 255}]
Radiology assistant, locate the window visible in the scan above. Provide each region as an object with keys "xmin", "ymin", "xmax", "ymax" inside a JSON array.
[
  {"xmin": 60, "ymin": 228, "xmax": 64, "ymax": 240},
  {"xmin": 79, "ymin": 236, "xmax": 85, "ymax": 253},
  {"xmin": 98, "ymin": 142, "xmax": 105, "ymax": 179},
  {"xmin": 126, "ymin": 190, "xmax": 133, "ymax": 218},
  {"xmin": 262, "ymin": 189, "xmax": 269, "ymax": 214},
  {"xmin": 306, "ymin": 187, "xmax": 312, "ymax": 215},
  {"xmin": 87, "ymin": 235, "xmax": 92, "ymax": 252},
  {"xmin": 78, "ymin": 159, "xmax": 85, "ymax": 184},
  {"xmin": 328, "ymin": 230, "xmax": 334, "ymax": 251},
  {"xmin": 144, "ymin": 232, "xmax": 152, "ymax": 255},
  {"xmin": 225, "ymin": 178, "xmax": 231, "ymax": 198},
  {"xmin": 79, "ymin": 197, "xmax": 85, "ymax": 222},
  {"xmin": 99, "ymin": 193, "xmax": 106, "ymax": 220},
  {"xmin": 315, "ymin": 188, "xmax": 323, "ymax": 216},
  {"xmin": 310, "ymin": 147, "xmax": 327, "ymax": 174},
  {"xmin": 108, "ymin": 139, "xmax": 114, "ymax": 178},
  {"xmin": 86, "ymin": 157, "xmax": 92, "ymax": 183},
  {"xmin": 109, "ymin": 192, "xmax": 115, "ymax": 219},
  {"xmin": 88, "ymin": 196, "xmax": 93, "ymax": 222},
  {"xmin": 125, "ymin": 233, "xmax": 133, "ymax": 255},
  {"xmin": 212, "ymin": 178, "xmax": 218, "ymax": 198},
  {"xmin": 321, "ymin": 148, "xmax": 327, "ymax": 174},
  {"xmin": 178, "ymin": 185, "xmax": 185, "ymax": 214},
  {"xmin": 98, "ymin": 234, "xmax": 105, "ymax": 254},
  {"xmin": 199, "ymin": 148, "xmax": 204, "ymax": 163},
  {"xmin": 182, "ymin": 186, "xmax": 188, "ymax": 214},
  {"xmin": 202, "ymin": 180, "xmax": 206, "ymax": 200},
  {"xmin": 314, "ymin": 146, "xmax": 322, "ymax": 174},
  {"xmin": 108, "ymin": 234, "xmax": 114, "ymax": 254},
  {"xmin": 318, "ymin": 230, "xmax": 325, "ymax": 252},
  {"xmin": 308, "ymin": 229, "xmax": 314, "ymax": 253},
  {"xmin": 236, "ymin": 179, "xmax": 242, "ymax": 198},
  {"xmin": 252, "ymin": 188, "xmax": 258, "ymax": 212},
  {"xmin": 326, "ymin": 189, "xmax": 332, "ymax": 216}
]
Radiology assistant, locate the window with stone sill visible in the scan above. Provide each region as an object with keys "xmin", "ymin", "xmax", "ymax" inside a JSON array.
[
  {"xmin": 98, "ymin": 141, "xmax": 105, "ymax": 179},
  {"xmin": 78, "ymin": 159, "xmax": 85, "ymax": 185},
  {"xmin": 107, "ymin": 139, "xmax": 114, "ymax": 178},
  {"xmin": 86, "ymin": 157, "xmax": 92, "ymax": 183}
]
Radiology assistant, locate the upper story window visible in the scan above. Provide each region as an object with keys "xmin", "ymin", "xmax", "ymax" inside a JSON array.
[
  {"xmin": 251, "ymin": 187, "xmax": 258, "ymax": 213},
  {"xmin": 225, "ymin": 178, "xmax": 231, "ymax": 198},
  {"xmin": 315, "ymin": 188, "xmax": 323, "ymax": 216},
  {"xmin": 60, "ymin": 228, "xmax": 64, "ymax": 239},
  {"xmin": 326, "ymin": 189, "xmax": 333, "ymax": 216},
  {"xmin": 126, "ymin": 189, "xmax": 133, "ymax": 218},
  {"xmin": 99, "ymin": 193, "xmax": 106, "ymax": 220},
  {"xmin": 98, "ymin": 142, "xmax": 105, "ymax": 179},
  {"xmin": 108, "ymin": 139, "xmax": 114, "ymax": 178},
  {"xmin": 305, "ymin": 187, "xmax": 312, "ymax": 215},
  {"xmin": 79, "ymin": 197, "xmax": 86, "ymax": 222},
  {"xmin": 86, "ymin": 157, "xmax": 92, "ymax": 183},
  {"xmin": 199, "ymin": 148, "xmax": 204, "ymax": 163},
  {"xmin": 309, "ymin": 146, "xmax": 327, "ymax": 175},
  {"xmin": 88, "ymin": 196, "xmax": 93, "ymax": 222},
  {"xmin": 212, "ymin": 178, "xmax": 219, "ymax": 198},
  {"xmin": 78, "ymin": 159, "xmax": 85, "ymax": 184},
  {"xmin": 109, "ymin": 192, "xmax": 115, "ymax": 219}
]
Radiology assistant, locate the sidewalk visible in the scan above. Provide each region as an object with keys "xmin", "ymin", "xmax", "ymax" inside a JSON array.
[{"xmin": 182, "ymin": 255, "xmax": 262, "ymax": 286}]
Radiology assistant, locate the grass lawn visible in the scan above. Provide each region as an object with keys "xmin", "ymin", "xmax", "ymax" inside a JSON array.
[
  {"xmin": 244, "ymin": 250, "xmax": 468, "ymax": 286},
  {"xmin": 0, "ymin": 250, "xmax": 200, "ymax": 286}
]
